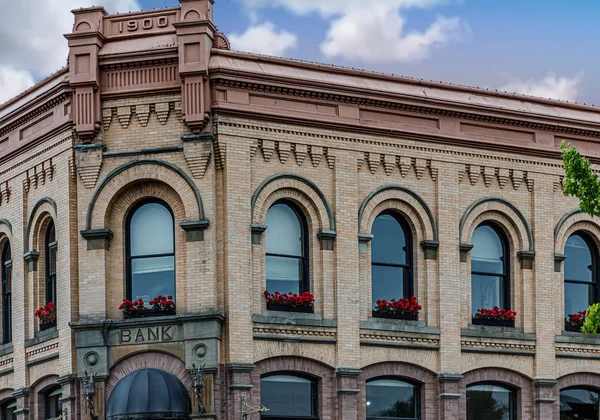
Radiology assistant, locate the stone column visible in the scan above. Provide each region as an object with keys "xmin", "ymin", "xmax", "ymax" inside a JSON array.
[
  {"xmin": 533, "ymin": 379, "xmax": 557, "ymax": 420},
  {"xmin": 228, "ymin": 364, "xmax": 254, "ymax": 420},
  {"xmin": 438, "ymin": 374, "xmax": 462, "ymax": 420},
  {"xmin": 12, "ymin": 388, "xmax": 30, "ymax": 420},
  {"xmin": 57, "ymin": 375, "xmax": 79, "ymax": 420},
  {"xmin": 336, "ymin": 368, "xmax": 361, "ymax": 419},
  {"xmin": 436, "ymin": 162, "xmax": 462, "ymax": 420}
]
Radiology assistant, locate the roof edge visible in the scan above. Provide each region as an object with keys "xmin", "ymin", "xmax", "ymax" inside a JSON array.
[{"xmin": 0, "ymin": 67, "xmax": 69, "ymax": 114}]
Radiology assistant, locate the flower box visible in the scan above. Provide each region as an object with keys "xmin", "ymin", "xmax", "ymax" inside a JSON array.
[
  {"xmin": 372, "ymin": 310, "xmax": 417, "ymax": 321},
  {"xmin": 267, "ymin": 303, "xmax": 313, "ymax": 313},
  {"xmin": 40, "ymin": 322, "xmax": 56, "ymax": 331},
  {"xmin": 565, "ymin": 322, "xmax": 583, "ymax": 333},
  {"xmin": 124, "ymin": 309, "xmax": 176, "ymax": 319},
  {"xmin": 472, "ymin": 318, "xmax": 515, "ymax": 328}
]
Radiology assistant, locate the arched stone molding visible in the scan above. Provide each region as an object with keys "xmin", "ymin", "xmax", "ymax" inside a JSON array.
[
  {"xmin": 359, "ymin": 185, "xmax": 438, "ymax": 255},
  {"xmin": 106, "ymin": 351, "xmax": 191, "ymax": 400},
  {"xmin": 250, "ymin": 356, "xmax": 336, "ymax": 420},
  {"xmin": 554, "ymin": 209, "xmax": 600, "ymax": 271},
  {"xmin": 557, "ymin": 372, "xmax": 600, "ymax": 390},
  {"xmin": 0, "ymin": 220, "xmax": 12, "ymax": 236},
  {"xmin": 251, "ymin": 173, "xmax": 335, "ymax": 247},
  {"xmin": 253, "ymin": 341, "xmax": 336, "ymax": 369},
  {"xmin": 460, "ymin": 197, "xmax": 534, "ymax": 268},
  {"xmin": 84, "ymin": 160, "xmax": 208, "ymax": 245},
  {"xmin": 459, "ymin": 367, "xmax": 534, "ymax": 420},
  {"xmin": 24, "ymin": 198, "xmax": 57, "ymax": 254},
  {"xmin": 360, "ymin": 362, "xmax": 438, "ymax": 420},
  {"xmin": 0, "ymin": 388, "xmax": 14, "ymax": 405}
]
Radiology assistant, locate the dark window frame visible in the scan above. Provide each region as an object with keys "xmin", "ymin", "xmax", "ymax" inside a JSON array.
[
  {"xmin": 366, "ymin": 376, "xmax": 421, "ymax": 420},
  {"xmin": 260, "ymin": 372, "xmax": 319, "ymax": 420},
  {"xmin": 125, "ymin": 198, "xmax": 176, "ymax": 304},
  {"xmin": 564, "ymin": 232, "xmax": 599, "ymax": 317},
  {"xmin": 371, "ymin": 211, "xmax": 414, "ymax": 302},
  {"xmin": 44, "ymin": 386, "xmax": 62, "ymax": 420},
  {"xmin": 2, "ymin": 241, "xmax": 11, "ymax": 344},
  {"xmin": 466, "ymin": 381, "xmax": 517, "ymax": 420},
  {"xmin": 1, "ymin": 398, "xmax": 16, "ymax": 420},
  {"xmin": 265, "ymin": 200, "xmax": 310, "ymax": 295},
  {"xmin": 471, "ymin": 222, "xmax": 511, "ymax": 313}
]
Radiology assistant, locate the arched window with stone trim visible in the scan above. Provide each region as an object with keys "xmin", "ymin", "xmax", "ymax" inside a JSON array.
[
  {"xmin": 560, "ymin": 386, "xmax": 600, "ymax": 419},
  {"xmin": 126, "ymin": 199, "xmax": 176, "ymax": 307},
  {"xmin": 471, "ymin": 223, "xmax": 510, "ymax": 318},
  {"xmin": 2, "ymin": 241, "xmax": 12, "ymax": 344},
  {"xmin": 44, "ymin": 386, "xmax": 62, "ymax": 420},
  {"xmin": 366, "ymin": 377, "xmax": 420, "ymax": 420},
  {"xmin": 564, "ymin": 232, "xmax": 598, "ymax": 322},
  {"xmin": 45, "ymin": 221, "xmax": 57, "ymax": 308},
  {"xmin": 265, "ymin": 201, "xmax": 309, "ymax": 296},
  {"xmin": 466, "ymin": 382, "xmax": 516, "ymax": 420},
  {"xmin": 371, "ymin": 212, "xmax": 413, "ymax": 308},
  {"xmin": 260, "ymin": 373, "xmax": 318, "ymax": 419}
]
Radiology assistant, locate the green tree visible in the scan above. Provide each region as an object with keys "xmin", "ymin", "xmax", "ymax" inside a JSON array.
[{"xmin": 561, "ymin": 141, "xmax": 600, "ymax": 335}]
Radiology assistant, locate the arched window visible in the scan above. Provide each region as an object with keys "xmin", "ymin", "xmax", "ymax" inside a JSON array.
[
  {"xmin": 560, "ymin": 387, "xmax": 600, "ymax": 419},
  {"xmin": 564, "ymin": 233, "xmax": 598, "ymax": 319},
  {"xmin": 260, "ymin": 373, "xmax": 317, "ymax": 419},
  {"xmin": 265, "ymin": 202, "xmax": 308, "ymax": 295},
  {"xmin": 45, "ymin": 386, "xmax": 62, "ymax": 420},
  {"xmin": 2, "ymin": 241, "xmax": 11, "ymax": 344},
  {"xmin": 45, "ymin": 221, "xmax": 57, "ymax": 307},
  {"xmin": 466, "ymin": 383, "xmax": 516, "ymax": 420},
  {"xmin": 371, "ymin": 212, "xmax": 413, "ymax": 306},
  {"xmin": 1, "ymin": 399, "xmax": 16, "ymax": 420},
  {"xmin": 366, "ymin": 377, "xmax": 420, "ymax": 420},
  {"xmin": 126, "ymin": 200, "xmax": 175, "ymax": 305},
  {"xmin": 471, "ymin": 223, "xmax": 510, "ymax": 315}
]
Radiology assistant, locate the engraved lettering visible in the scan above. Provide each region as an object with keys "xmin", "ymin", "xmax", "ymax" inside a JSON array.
[
  {"xmin": 148, "ymin": 327, "xmax": 159, "ymax": 341},
  {"xmin": 157, "ymin": 16, "xmax": 168, "ymax": 28},
  {"xmin": 120, "ymin": 330, "xmax": 131, "ymax": 344},
  {"xmin": 142, "ymin": 18, "xmax": 152, "ymax": 29},
  {"xmin": 135, "ymin": 329, "xmax": 145, "ymax": 342},
  {"xmin": 127, "ymin": 20, "xmax": 138, "ymax": 31},
  {"xmin": 161, "ymin": 326, "xmax": 173, "ymax": 341}
]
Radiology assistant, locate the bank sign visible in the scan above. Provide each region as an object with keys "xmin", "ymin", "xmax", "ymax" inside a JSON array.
[{"xmin": 110, "ymin": 324, "xmax": 183, "ymax": 346}]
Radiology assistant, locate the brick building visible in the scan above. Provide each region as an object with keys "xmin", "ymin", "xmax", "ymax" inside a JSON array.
[{"xmin": 0, "ymin": 1, "xmax": 600, "ymax": 419}]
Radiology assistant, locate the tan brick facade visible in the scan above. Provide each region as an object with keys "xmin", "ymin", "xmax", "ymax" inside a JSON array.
[{"xmin": 1, "ymin": 1, "xmax": 600, "ymax": 419}]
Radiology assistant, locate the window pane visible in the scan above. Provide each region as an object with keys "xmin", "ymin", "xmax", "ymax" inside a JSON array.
[
  {"xmin": 266, "ymin": 256, "xmax": 302, "ymax": 294},
  {"xmin": 46, "ymin": 390, "xmax": 62, "ymax": 420},
  {"xmin": 130, "ymin": 203, "xmax": 174, "ymax": 257},
  {"xmin": 467, "ymin": 384, "xmax": 513, "ymax": 420},
  {"xmin": 49, "ymin": 247, "xmax": 57, "ymax": 276},
  {"xmin": 565, "ymin": 234, "xmax": 593, "ymax": 283},
  {"xmin": 372, "ymin": 265, "xmax": 406, "ymax": 304},
  {"xmin": 261, "ymin": 375, "xmax": 313, "ymax": 418},
  {"xmin": 472, "ymin": 275, "xmax": 503, "ymax": 314},
  {"xmin": 131, "ymin": 256, "xmax": 175, "ymax": 302},
  {"xmin": 372, "ymin": 214, "xmax": 407, "ymax": 265},
  {"xmin": 472, "ymin": 225, "xmax": 504, "ymax": 275},
  {"xmin": 560, "ymin": 388, "xmax": 600, "ymax": 420},
  {"xmin": 565, "ymin": 282, "xmax": 594, "ymax": 317},
  {"xmin": 366, "ymin": 379, "xmax": 417, "ymax": 419},
  {"xmin": 266, "ymin": 204, "xmax": 303, "ymax": 257}
]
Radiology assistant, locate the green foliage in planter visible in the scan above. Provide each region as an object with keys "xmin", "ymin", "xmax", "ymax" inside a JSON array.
[{"xmin": 582, "ymin": 303, "xmax": 600, "ymax": 335}]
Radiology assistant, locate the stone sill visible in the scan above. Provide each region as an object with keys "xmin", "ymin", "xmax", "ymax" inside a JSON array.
[
  {"xmin": 25, "ymin": 327, "xmax": 58, "ymax": 348},
  {"xmin": 360, "ymin": 318, "xmax": 440, "ymax": 335},
  {"xmin": 70, "ymin": 310, "xmax": 225, "ymax": 330},
  {"xmin": 253, "ymin": 310, "xmax": 337, "ymax": 328},
  {"xmin": 556, "ymin": 331, "xmax": 600, "ymax": 345},
  {"xmin": 461, "ymin": 324, "xmax": 536, "ymax": 341}
]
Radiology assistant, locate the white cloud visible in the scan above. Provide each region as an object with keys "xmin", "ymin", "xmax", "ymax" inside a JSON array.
[
  {"xmin": 499, "ymin": 73, "xmax": 583, "ymax": 102},
  {"xmin": 0, "ymin": 0, "xmax": 141, "ymax": 104},
  {"xmin": 240, "ymin": 0, "xmax": 464, "ymax": 62},
  {"xmin": 0, "ymin": 67, "xmax": 36, "ymax": 104},
  {"xmin": 229, "ymin": 22, "xmax": 298, "ymax": 56}
]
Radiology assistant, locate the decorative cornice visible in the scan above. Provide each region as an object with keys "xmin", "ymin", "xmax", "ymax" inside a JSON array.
[
  {"xmin": 253, "ymin": 326, "xmax": 336, "ymax": 338},
  {"xmin": 360, "ymin": 333, "xmax": 439, "ymax": 347},
  {"xmin": 101, "ymin": 57, "xmax": 178, "ymax": 71},
  {"xmin": 461, "ymin": 340, "xmax": 535, "ymax": 353},
  {"xmin": 212, "ymin": 78, "xmax": 600, "ymax": 139},
  {"xmin": 0, "ymin": 93, "xmax": 69, "ymax": 137}
]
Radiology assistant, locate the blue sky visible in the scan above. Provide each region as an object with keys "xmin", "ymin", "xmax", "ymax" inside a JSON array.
[{"xmin": 0, "ymin": 0, "xmax": 597, "ymax": 105}]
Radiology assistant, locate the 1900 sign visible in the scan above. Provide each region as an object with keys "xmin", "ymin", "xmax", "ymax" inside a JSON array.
[{"xmin": 117, "ymin": 325, "xmax": 179, "ymax": 345}]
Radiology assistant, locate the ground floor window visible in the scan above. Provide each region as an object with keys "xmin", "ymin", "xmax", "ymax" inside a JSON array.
[
  {"xmin": 560, "ymin": 387, "xmax": 600, "ymax": 420},
  {"xmin": 1, "ymin": 399, "xmax": 16, "ymax": 420},
  {"xmin": 366, "ymin": 377, "xmax": 420, "ymax": 419},
  {"xmin": 45, "ymin": 387, "xmax": 62, "ymax": 420},
  {"xmin": 260, "ymin": 374, "xmax": 318, "ymax": 419},
  {"xmin": 466, "ymin": 383, "xmax": 516, "ymax": 420}
]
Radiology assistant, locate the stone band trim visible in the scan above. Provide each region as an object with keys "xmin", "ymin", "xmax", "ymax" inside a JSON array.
[{"xmin": 440, "ymin": 393, "xmax": 462, "ymax": 399}]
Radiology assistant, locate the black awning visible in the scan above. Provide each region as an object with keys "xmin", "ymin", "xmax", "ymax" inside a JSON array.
[{"xmin": 106, "ymin": 368, "xmax": 191, "ymax": 420}]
